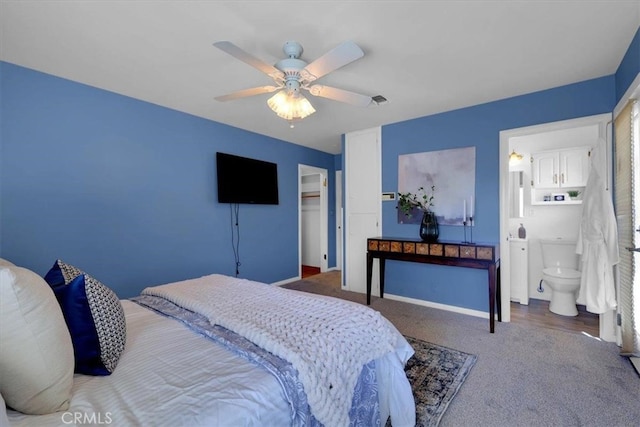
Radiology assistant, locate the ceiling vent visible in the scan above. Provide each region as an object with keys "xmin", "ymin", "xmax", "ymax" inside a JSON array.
[{"xmin": 372, "ymin": 95, "xmax": 388, "ymax": 105}]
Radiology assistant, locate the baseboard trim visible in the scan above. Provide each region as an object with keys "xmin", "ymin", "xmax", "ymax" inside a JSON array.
[
  {"xmin": 383, "ymin": 293, "xmax": 497, "ymax": 320},
  {"xmin": 272, "ymin": 267, "xmax": 340, "ymax": 287},
  {"xmin": 273, "ymin": 275, "xmax": 497, "ymax": 322},
  {"xmin": 272, "ymin": 276, "xmax": 301, "ymax": 287}
]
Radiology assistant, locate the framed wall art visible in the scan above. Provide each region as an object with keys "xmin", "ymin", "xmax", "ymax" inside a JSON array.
[{"xmin": 398, "ymin": 146, "xmax": 476, "ymax": 225}]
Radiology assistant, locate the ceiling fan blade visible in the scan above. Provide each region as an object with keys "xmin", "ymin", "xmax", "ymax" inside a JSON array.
[
  {"xmin": 301, "ymin": 41, "xmax": 364, "ymax": 82},
  {"xmin": 215, "ymin": 86, "xmax": 280, "ymax": 102},
  {"xmin": 213, "ymin": 41, "xmax": 284, "ymax": 81},
  {"xmin": 307, "ymin": 85, "xmax": 371, "ymax": 107}
]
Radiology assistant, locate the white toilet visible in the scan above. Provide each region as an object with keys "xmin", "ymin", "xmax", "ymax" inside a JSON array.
[{"xmin": 540, "ymin": 238, "xmax": 581, "ymax": 316}]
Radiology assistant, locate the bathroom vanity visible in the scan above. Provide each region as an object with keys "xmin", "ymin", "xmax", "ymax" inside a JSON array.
[{"xmin": 509, "ymin": 238, "xmax": 529, "ymax": 305}]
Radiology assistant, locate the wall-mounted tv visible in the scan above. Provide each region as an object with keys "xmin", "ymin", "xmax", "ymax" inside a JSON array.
[{"xmin": 216, "ymin": 152, "xmax": 279, "ymax": 204}]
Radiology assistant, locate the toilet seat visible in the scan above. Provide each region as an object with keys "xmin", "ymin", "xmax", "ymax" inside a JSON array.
[
  {"xmin": 543, "ymin": 268, "xmax": 581, "ymax": 288},
  {"xmin": 542, "ymin": 267, "xmax": 581, "ymax": 280}
]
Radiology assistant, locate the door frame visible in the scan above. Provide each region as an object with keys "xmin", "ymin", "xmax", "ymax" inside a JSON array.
[
  {"xmin": 499, "ymin": 113, "xmax": 612, "ymax": 338},
  {"xmin": 298, "ymin": 164, "xmax": 328, "ymax": 277},
  {"xmin": 335, "ymin": 170, "xmax": 343, "ymax": 271}
]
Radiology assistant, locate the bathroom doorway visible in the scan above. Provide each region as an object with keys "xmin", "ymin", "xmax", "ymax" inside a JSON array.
[{"xmin": 499, "ymin": 113, "xmax": 613, "ymax": 340}]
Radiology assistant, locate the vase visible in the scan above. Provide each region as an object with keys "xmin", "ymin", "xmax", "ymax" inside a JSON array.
[
  {"xmin": 419, "ymin": 210, "xmax": 439, "ymax": 242},
  {"xmin": 518, "ymin": 223, "xmax": 526, "ymax": 239}
]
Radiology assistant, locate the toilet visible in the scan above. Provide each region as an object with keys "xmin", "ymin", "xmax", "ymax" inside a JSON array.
[{"xmin": 540, "ymin": 238, "xmax": 581, "ymax": 316}]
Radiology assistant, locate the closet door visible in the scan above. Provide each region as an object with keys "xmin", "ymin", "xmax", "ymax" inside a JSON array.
[{"xmin": 344, "ymin": 127, "xmax": 381, "ymax": 294}]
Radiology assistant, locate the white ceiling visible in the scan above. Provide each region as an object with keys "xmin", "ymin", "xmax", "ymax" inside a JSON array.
[{"xmin": 1, "ymin": 1, "xmax": 638, "ymax": 155}]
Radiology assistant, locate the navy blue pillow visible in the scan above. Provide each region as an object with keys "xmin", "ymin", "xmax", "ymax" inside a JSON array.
[
  {"xmin": 44, "ymin": 260, "xmax": 83, "ymax": 288},
  {"xmin": 44, "ymin": 260, "xmax": 126, "ymax": 376}
]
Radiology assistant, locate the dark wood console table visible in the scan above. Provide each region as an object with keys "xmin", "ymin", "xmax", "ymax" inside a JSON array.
[{"xmin": 366, "ymin": 237, "xmax": 501, "ymax": 333}]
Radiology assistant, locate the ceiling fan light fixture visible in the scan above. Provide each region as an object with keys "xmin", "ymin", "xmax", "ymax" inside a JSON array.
[
  {"xmin": 267, "ymin": 90, "xmax": 316, "ymax": 121},
  {"xmin": 214, "ymin": 40, "xmax": 370, "ymax": 119}
]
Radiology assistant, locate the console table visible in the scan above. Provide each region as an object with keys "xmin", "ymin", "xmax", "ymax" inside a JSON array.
[{"xmin": 366, "ymin": 237, "xmax": 501, "ymax": 333}]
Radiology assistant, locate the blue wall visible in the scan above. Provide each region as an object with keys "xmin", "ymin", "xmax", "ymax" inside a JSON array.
[
  {"xmin": 0, "ymin": 62, "xmax": 336, "ymax": 298},
  {"xmin": 379, "ymin": 77, "xmax": 614, "ymax": 311},
  {"xmin": 615, "ymin": 27, "xmax": 640, "ymax": 102},
  {"xmin": 375, "ymin": 27, "xmax": 638, "ymax": 312},
  {"xmin": 1, "ymin": 27, "xmax": 637, "ymax": 306}
]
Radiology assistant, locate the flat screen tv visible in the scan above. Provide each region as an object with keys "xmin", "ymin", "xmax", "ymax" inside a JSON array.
[{"xmin": 216, "ymin": 152, "xmax": 279, "ymax": 204}]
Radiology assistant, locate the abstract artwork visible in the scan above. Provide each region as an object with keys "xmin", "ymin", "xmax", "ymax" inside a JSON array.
[{"xmin": 398, "ymin": 147, "xmax": 476, "ymax": 225}]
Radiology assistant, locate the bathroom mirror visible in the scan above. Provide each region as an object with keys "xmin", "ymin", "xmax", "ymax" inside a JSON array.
[{"xmin": 509, "ymin": 171, "xmax": 524, "ymax": 218}]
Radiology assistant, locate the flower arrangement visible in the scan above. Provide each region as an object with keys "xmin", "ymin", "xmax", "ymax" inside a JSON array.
[
  {"xmin": 567, "ymin": 190, "xmax": 581, "ymax": 199},
  {"xmin": 397, "ymin": 185, "xmax": 436, "ymax": 217}
]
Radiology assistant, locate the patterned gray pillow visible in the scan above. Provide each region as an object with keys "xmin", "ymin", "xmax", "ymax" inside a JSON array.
[{"xmin": 44, "ymin": 260, "xmax": 126, "ymax": 375}]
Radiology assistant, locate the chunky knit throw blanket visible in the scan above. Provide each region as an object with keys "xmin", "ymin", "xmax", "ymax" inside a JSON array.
[{"xmin": 142, "ymin": 274, "xmax": 398, "ymax": 427}]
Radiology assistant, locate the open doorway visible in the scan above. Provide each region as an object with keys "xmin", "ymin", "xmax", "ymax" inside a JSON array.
[
  {"xmin": 299, "ymin": 165, "xmax": 328, "ymax": 279},
  {"xmin": 499, "ymin": 113, "xmax": 612, "ymax": 340}
]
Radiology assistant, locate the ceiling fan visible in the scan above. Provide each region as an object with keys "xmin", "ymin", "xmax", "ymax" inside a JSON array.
[{"xmin": 213, "ymin": 40, "xmax": 372, "ymax": 122}]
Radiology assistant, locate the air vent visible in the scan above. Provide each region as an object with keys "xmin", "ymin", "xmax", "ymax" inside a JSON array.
[{"xmin": 372, "ymin": 95, "xmax": 388, "ymax": 105}]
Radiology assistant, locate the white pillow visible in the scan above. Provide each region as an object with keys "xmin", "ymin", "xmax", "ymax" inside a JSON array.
[
  {"xmin": 0, "ymin": 266, "xmax": 74, "ymax": 414},
  {"xmin": 0, "ymin": 259, "xmax": 15, "ymax": 267},
  {"xmin": 0, "ymin": 392, "xmax": 10, "ymax": 427}
]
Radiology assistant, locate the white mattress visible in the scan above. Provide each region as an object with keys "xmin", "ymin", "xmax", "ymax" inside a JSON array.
[{"xmin": 7, "ymin": 300, "xmax": 291, "ymax": 426}]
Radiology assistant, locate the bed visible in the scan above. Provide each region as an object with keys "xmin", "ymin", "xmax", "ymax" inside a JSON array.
[{"xmin": 0, "ymin": 259, "xmax": 416, "ymax": 427}]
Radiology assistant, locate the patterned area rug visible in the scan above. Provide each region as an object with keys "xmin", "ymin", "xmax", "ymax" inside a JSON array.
[{"xmin": 388, "ymin": 336, "xmax": 478, "ymax": 427}]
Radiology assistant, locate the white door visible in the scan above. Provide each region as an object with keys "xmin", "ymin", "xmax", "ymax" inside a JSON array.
[
  {"xmin": 318, "ymin": 172, "xmax": 328, "ymax": 272},
  {"xmin": 345, "ymin": 127, "xmax": 381, "ymax": 294},
  {"xmin": 335, "ymin": 170, "xmax": 343, "ymax": 271}
]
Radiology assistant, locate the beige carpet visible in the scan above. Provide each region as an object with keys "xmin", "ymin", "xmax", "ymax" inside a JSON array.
[
  {"xmin": 283, "ymin": 271, "xmax": 459, "ymax": 341},
  {"xmin": 282, "ymin": 271, "xmax": 640, "ymax": 427}
]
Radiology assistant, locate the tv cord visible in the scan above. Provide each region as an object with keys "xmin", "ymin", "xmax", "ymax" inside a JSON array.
[{"xmin": 230, "ymin": 203, "xmax": 241, "ymax": 277}]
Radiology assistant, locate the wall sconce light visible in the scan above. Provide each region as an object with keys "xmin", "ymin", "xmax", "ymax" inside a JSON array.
[{"xmin": 509, "ymin": 150, "xmax": 523, "ymax": 163}]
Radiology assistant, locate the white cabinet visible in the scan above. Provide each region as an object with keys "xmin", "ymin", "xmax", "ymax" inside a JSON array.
[
  {"xmin": 532, "ymin": 151, "xmax": 560, "ymax": 188},
  {"xmin": 532, "ymin": 146, "xmax": 590, "ymax": 189},
  {"xmin": 559, "ymin": 147, "xmax": 590, "ymax": 187},
  {"xmin": 530, "ymin": 146, "xmax": 590, "ymax": 205},
  {"xmin": 509, "ymin": 239, "xmax": 529, "ymax": 305}
]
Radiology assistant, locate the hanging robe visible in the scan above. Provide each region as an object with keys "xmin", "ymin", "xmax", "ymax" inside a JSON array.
[{"xmin": 576, "ymin": 139, "xmax": 619, "ymax": 314}]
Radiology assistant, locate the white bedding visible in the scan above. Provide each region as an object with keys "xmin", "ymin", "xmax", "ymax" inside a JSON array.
[
  {"xmin": 7, "ymin": 301, "xmax": 291, "ymax": 427},
  {"xmin": 6, "ymin": 277, "xmax": 416, "ymax": 427},
  {"xmin": 142, "ymin": 274, "xmax": 410, "ymax": 427}
]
